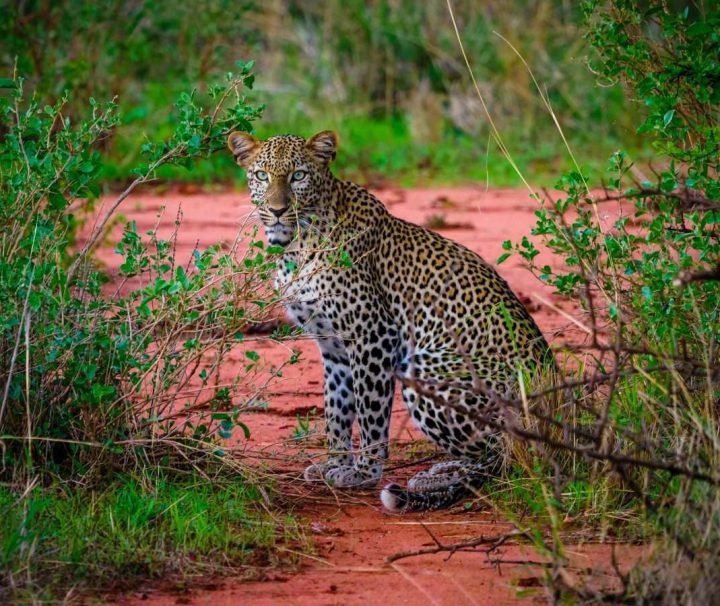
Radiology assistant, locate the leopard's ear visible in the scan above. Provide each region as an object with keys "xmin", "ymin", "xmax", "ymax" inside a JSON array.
[
  {"xmin": 227, "ymin": 131, "xmax": 261, "ymax": 167},
  {"xmin": 306, "ymin": 130, "xmax": 338, "ymax": 165}
]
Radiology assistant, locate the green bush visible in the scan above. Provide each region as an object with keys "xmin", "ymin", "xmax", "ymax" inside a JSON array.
[
  {"xmin": 514, "ymin": 0, "xmax": 720, "ymax": 375},
  {"xmin": 500, "ymin": 1, "xmax": 720, "ymax": 601},
  {"xmin": 0, "ymin": 61, "xmax": 282, "ymax": 481},
  {"xmin": 0, "ymin": 61, "xmax": 309, "ymax": 599}
]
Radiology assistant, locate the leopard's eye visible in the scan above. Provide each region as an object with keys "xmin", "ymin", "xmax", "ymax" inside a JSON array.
[
  {"xmin": 255, "ymin": 170, "xmax": 269, "ymax": 181},
  {"xmin": 291, "ymin": 170, "xmax": 307, "ymax": 182}
]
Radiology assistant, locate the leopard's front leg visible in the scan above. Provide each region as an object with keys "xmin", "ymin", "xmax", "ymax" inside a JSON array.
[
  {"xmin": 321, "ymin": 312, "xmax": 398, "ymax": 488},
  {"xmin": 304, "ymin": 336, "xmax": 356, "ymax": 480}
]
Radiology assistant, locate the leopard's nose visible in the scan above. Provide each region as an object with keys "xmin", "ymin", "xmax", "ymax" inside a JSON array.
[{"xmin": 269, "ymin": 206, "xmax": 289, "ymax": 218}]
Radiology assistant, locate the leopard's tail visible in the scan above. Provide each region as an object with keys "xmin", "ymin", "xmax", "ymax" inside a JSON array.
[
  {"xmin": 380, "ymin": 475, "xmax": 488, "ymax": 513},
  {"xmin": 381, "ymin": 455, "xmax": 503, "ymax": 513},
  {"xmin": 380, "ymin": 482, "xmax": 469, "ymax": 512}
]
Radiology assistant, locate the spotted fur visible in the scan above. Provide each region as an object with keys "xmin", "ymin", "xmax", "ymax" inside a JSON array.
[{"xmin": 228, "ymin": 130, "xmax": 551, "ymax": 511}]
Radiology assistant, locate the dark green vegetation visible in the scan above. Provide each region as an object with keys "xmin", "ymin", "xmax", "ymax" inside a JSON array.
[
  {"xmin": 0, "ymin": 63, "xmax": 305, "ymax": 600},
  {"xmin": 1, "ymin": 0, "xmax": 646, "ymax": 188},
  {"xmin": 498, "ymin": 1, "xmax": 720, "ymax": 602}
]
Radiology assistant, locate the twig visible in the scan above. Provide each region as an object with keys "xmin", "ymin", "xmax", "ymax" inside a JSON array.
[
  {"xmin": 673, "ymin": 263, "xmax": 720, "ymax": 286},
  {"xmin": 386, "ymin": 527, "xmax": 530, "ymax": 563}
]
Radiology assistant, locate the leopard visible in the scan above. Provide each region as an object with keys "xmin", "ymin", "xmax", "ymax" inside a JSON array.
[{"xmin": 227, "ymin": 130, "xmax": 552, "ymax": 512}]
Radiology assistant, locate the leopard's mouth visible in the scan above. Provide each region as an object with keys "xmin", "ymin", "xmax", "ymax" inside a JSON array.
[
  {"xmin": 264, "ymin": 223, "xmax": 295, "ymax": 246},
  {"xmin": 257, "ymin": 204, "xmax": 320, "ymax": 245}
]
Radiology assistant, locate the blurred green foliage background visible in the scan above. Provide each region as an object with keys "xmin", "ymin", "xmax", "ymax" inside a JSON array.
[{"xmin": 1, "ymin": 0, "xmax": 645, "ymax": 186}]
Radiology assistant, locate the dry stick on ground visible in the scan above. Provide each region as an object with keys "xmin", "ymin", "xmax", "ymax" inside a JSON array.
[{"xmin": 386, "ymin": 525, "xmax": 537, "ymax": 564}]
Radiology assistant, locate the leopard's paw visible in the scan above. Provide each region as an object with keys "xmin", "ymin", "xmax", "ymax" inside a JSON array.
[
  {"xmin": 303, "ymin": 463, "xmax": 380, "ymax": 488},
  {"xmin": 324, "ymin": 465, "xmax": 379, "ymax": 488},
  {"xmin": 303, "ymin": 462, "xmax": 336, "ymax": 482}
]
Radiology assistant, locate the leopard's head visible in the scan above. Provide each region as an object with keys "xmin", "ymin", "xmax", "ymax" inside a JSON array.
[{"xmin": 227, "ymin": 131, "xmax": 338, "ymax": 246}]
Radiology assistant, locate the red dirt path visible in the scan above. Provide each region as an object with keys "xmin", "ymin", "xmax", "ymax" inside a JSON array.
[{"xmin": 101, "ymin": 186, "xmax": 621, "ymax": 606}]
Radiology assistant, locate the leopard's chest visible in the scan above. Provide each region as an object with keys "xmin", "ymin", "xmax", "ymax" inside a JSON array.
[{"xmin": 275, "ymin": 252, "xmax": 329, "ymax": 333}]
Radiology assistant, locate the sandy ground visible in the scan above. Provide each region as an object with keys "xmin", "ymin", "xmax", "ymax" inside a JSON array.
[{"xmin": 93, "ymin": 186, "xmax": 625, "ymax": 605}]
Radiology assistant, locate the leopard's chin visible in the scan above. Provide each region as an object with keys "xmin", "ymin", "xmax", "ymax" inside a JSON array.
[{"xmin": 264, "ymin": 224, "xmax": 294, "ymax": 246}]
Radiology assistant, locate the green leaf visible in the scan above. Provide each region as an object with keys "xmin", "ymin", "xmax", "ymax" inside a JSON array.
[
  {"xmin": 48, "ymin": 192, "xmax": 67, "ymax": 210},
  {"xmin": 175, "ymin": 266, "xmax": 190, "ymax": 288},
  {"xmin": 237, "ymin": 421, "xmax": 251, "ymax": 439},
  {"xmin": 609, "ymin": 303, "xmax": 618, "ymax": 321},
  {"xmin": 183, "ymin": 338, "xmax": 199, "ymax": 349},
  {"xmin": 339, "ymin": 250, "xmax": 352, "ymax": 267}
]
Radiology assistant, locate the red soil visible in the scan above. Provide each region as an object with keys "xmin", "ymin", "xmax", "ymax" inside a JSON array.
[{"xmin": 99, "ymin": 186, "xmax": 628, "ymax": 605}]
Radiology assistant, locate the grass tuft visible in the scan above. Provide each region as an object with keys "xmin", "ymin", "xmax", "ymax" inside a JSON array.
[{"xmin": 1, "ymin": 470, "xmax": 307, "ymax": 601}]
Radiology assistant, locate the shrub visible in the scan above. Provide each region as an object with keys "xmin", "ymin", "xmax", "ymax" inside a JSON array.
[
  {"xmin": 0, "ymin": 61, "xmax": 287, "ymax": 483},
  {"xmin": 499, "ymin": 1, "xmax": 720, "ymax": 601},
  {"xmin": 0, "ymin": 60, "xmax": 311, "ymax": 599}
]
